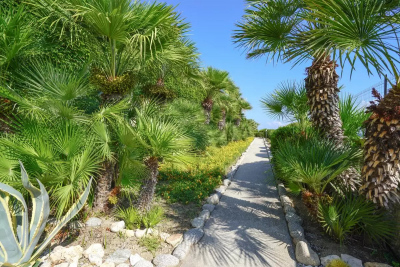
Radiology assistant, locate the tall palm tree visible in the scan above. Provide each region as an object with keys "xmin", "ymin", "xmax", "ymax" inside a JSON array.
[
  {"xmin": 233, "ymin": 0, "xmax": 346, "ymax": 143},
  {"xmin": 261, "ymin": 81, "xmax": 309, "ymax": 130},
  {"xmin": 233, "ymin": 93, "xmax": 252, "ymax": 126},
  {"xmin": 301, "ymin": 0, "xmax": 400, "ymax": 207},
  {"xmin": 233, "ymin": 0, "xmax": 359, "ymax": 188},
  {"xmin": 201, "ymin": 67, "xmax": 230, "ymax": 124}
]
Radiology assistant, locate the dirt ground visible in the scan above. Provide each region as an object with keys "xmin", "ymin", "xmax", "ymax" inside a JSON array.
[
  {"xmin": 291, "ymin": 194, "xmax": 398, "ymax": 265},
  {"xmin": 49, "ymin": 199, "xmax": 202, "ymax": 263}
]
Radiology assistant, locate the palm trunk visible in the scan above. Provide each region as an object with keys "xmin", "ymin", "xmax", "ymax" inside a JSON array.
[
  {"xmin": 235, "ymin": 118, "xmax": 241, "ymax": 126},
  {"xmin": 93, "ymin": 161, "xmax": 116, "ymax": 213},
  {"xmin": 138, "ymin": 157, "xmax": 159, "ymax": 212},
  {"xmin": 218, "ymin": 109, "xmax": 227, "ymax": 130},
  {"xmin": 305, "ymin": 56, "xmax": 359, "ymax": 189},
  {"xmin": 202, "ymin": 97, "xmax": 213, "ymax": 125},
  {"xmin": 360, "ymin": 89, "xmax": 400, "ymax": 207}
]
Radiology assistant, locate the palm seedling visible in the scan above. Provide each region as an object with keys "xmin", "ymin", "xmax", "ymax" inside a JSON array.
[
  {"xmin": 201, "ymin": 67, "xmax": 230, "ymax": 124},
  {"xmin": 302, "ymin": 0, "xmax": 400, "ymax": 207},
  {"xmin": 0, "ymin": 162, "xmax": 92, "ymax": 266}
]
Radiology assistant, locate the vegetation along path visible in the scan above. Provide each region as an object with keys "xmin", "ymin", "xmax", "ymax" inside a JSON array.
[{"xmin": 181, "ymin": 138, "xmax": 296, "ymax": 267}]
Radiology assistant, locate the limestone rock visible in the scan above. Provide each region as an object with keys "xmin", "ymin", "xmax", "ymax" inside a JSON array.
[
  {"xmin": 198, "ymin": 210, "xmax": 210, "ymax": 220},
  {"xmin": 215, "ymin": 186, "xmax": 227, "ymax": 194},
  {"xmin": 86, "ymin": 217, "xmax": 102, "ymax": 227},
  {"xmin": 191, "ymin": 217, "xmax": 205, "ymax": 228},
  {"xmin": 100, "ymin": 263, "xmax": 115, "ymax": 267},
  {"xmin": 89, "ymin": 254, "xmax": 103, "ymax": 266},
  {"xmin": 105, "ymin": 249, "xmax": 131, "ymax": 264},
  {"xmin": 172, "ymin": 241, "xmax": 191, "ymax": 260},
  {"xmin": 84, "ymin": 243, "xmax": 105, "ymax": 259},
  {"xmin": 321, "ymin": 255, "xmax": 340, "ymax": 266},
  {"xmin": 207, "ymin": 194, "xmax": 219, "ymax": 205},
  {"xmin": 223, "ymin": 179, "xmax": 231, "ymax": 187},
  {"xmin": 54, "ymin": 263, "xmax": 69, "ymax": 267},
  {"xmin": 116, "ymin": 264, "xmax": 130, "ymax": 267},
  {"xmin": 50, "ymin": 245, "xmax": 83, "ymax": 265},
  {"xmin": 130, "ymin": 254, "xmax": 143, "ymax": 266},
  {"xmin": 202, "ymin": 204, "xmax": 215, "ymax": 212},
  {"xmin": 125, "ymin": 229, "xmax": 135, "ymax": 237},
  {"xmin": 341, "ymin": 254, "xmax": 363, "ymax": 267},
  {"xmin": 286, "ymin": 212, "xmax": 303, "ymax": 225},
  {"xmin": 110, "ymin": 221, "xmax": 125, "ymax": 233},
  {"xmin": 153, "ymin": 254, "xmax": 179, "ymax": 267},
  {"xmin": 283, "ymin": 205, "xmax": 296, "ymax": 214},
  {"xmin": 134, "ymin": 260, "xmax": 153, "ymax": 267},
  {"xmin": 280, "ymin": 195, "xmax": 293, "ymax": 207},
  {"xmin": 364, "ymin": 263, "xmax": 392, "ymax": 267},
  {"xmin": 166, "ymin": 234, "xmax": 183, "ymax": 247},
  {"xmin": 183, "ymin": 228, "xmax": 204, "ymax": 244},
  {"xmin": 277, "ymin": 183, "xmax": 287, "ymax": 195},
  {"xmin": 160, "ymin": 232, "xmax": 170, "ymax": 241},
  {"xmin": 295, "ymin": 241, "xmax": 320, "ymax": 266},
  {"xmin": 136, "ymin": 229, "xmax": 146, "ymax": 238}
]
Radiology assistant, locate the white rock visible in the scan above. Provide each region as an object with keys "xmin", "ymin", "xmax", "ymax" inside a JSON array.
[
  {"xmin": 125, "ymin": 229, "xmax": 135, "ymax": 237},
  {"xmin": 295, "ymin": 241, "xmax": 320, "ymax": 266},
  {"xmin": 215, "ymin": 186, "xmax": 226, "ymax": 194},
  {"xmin": 223, "ymin": 179, "xmax": 231, "ymax": 187},
  {"xmin": 191, "ymin": 217, "xmax": 205, "ymax": 228},
  {"xmin": 100, "ymin": 263, "xmax": 115, "ymax": 267},
  {"xmin": 135, "ymin": 229, "xmax": 146, "ymax": 238},
  {"xmin": 172, "ymin": 241, "xmax": 191, "ymax": 260},
  {"xmin": 50, "ymin": 245, "xmax": 83, "ymax": 265},
  {"xmin": 321, "ymin": 255, "xmax": 340, "ymax": 266},
  {"xmin": 116, "ymin": 264, "xmax": 130, "ymax": 267},
  {"xmin": 198, "ymin": 210, "xmax": 210, "ymax": 220},
  {"xmin": 84, "ymin": 243, "xmax": 105, "ymax": 259},
  {"xmin": 69, "ymin": 263, "xmax": 78, "ymax": 267},
  {"xmin": 81, "ymin": 264, "xmax": 94, "ymax": 267},
  {"xmin": 105, "ymin": 249, "xmax": 131, "ymax": 264},
  {"xmin": 40, "ymin": 261, "xmax": 52, "ymax": 267},
  {"xmin": 89, "ymin": 254, "xmax": 103, "ymax": 266},
  {"xmin": 153, "ymin": 254, "xmax": 179, "ymax": 267},
  {"xmin": 166, "ymin": 234, "xmax": 183, "ymax": 247},
  {"xmin": 54, "ymin": 263, "xmax": 69, "ymax": 267},
  {"xmin": 206, "ymin": 194, "xmax": 219, "ymax": 205},
  {"xmin": 110, "ymin": 221, "xmax": 125, "ymax": 233},
  {"xmin": 341, "ymin": 254, "xmax": 363, "ymax": 267},
  {"xmin": 160, "ymin": 232, "xmax": 170, "ymax": 241},
  {"xmin": 130, "ymin": 254, "xmax": 143, "ymax": 266},
  {"xmin": 183, "ymin": 228, "xmax": 204, "ymax": 244},
  {"xmin": 86, "ymin": 217, "xmax": 102, "ymax": 227},
  {"xmin": 202, "ymin": 204, "xmax": 215, "ymax": 212},
  {"xmin": 134, "ymin": 260, "xmax": 153, "ymax": 267}
]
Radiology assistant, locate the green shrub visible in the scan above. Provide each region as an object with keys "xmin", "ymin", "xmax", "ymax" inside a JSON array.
[
  {"xmin": 116, "ymin": 207, "xmax": 142, "ymax": 230},
  {"xmin": 326, "ymin": 259, "xmax": 350, "ymax": 267},
  {"xmin": 142, "ymin": 206, "xmax": 164, "ymax": 229},
  {"xmin": 158, "ymin": 137, "xmax": 253, "ymax": 204},
  {"xmin": 318, "ymin": 193, "xmax": 395, "ymax": 244}
]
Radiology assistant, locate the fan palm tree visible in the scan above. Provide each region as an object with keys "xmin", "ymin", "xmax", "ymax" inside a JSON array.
[
  {"xmin": 201, "ymin": 67, "xmax": 230, "ymax": 124},
  {"xmin": 28, "ymin": 0, "xmax": 188, "ymax": 101},
  {"xmin": 261, "ymin": 81, "xmax": 309, "ymax": 130},
  {"xmin": 125, "ymin": 100, "xmax": 193, "ymax": 211},
  {"xmin": 233, "ymin": 93, "xmax": 252, "ymax": 126},
  {"xmin": 301, "ymin": 0, "xmax": 400, "ymax": 207},
  {"xmin": 233, "ymin": 0, "xmax": 346, "ymax": 144}
]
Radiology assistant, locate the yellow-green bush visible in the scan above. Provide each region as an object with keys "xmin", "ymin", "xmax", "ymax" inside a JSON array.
[{"xmin": 157, "ymin": 137, "xmax": 253, "ymax": 204}]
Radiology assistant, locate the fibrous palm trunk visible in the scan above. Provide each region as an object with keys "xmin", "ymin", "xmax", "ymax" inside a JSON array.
[
  {"xmin": 93, "ymin": 161, "xmax": 116, "ymax": 213},
  {"xmin": 305, "ymin": 56, "xmax": 359, "ymax": 189},
  {"xmin": 218, "ymin": 109, "xmax": 227, "ymax": 130},
  {"xmin": 361, "ymin": 89, "xmax": 400, "ymax": 207},
  {"xmin": 138, "ymin": 157, "xmax": 159, "ymax": 212},
  {"xmin": 202, "ymin": 97, "xmax": 213, "ymax": 125}
]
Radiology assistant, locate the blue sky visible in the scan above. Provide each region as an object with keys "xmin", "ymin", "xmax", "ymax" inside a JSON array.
[{"xmin": 164, "ymin": 0, "xmax": 384, "ymax": 129}]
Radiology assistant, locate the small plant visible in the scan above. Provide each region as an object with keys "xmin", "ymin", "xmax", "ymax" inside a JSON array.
[
  {"xmin": 116, "ymin": 207, "xmax": 141, "ymax": 230},
  {"xmin": 318, "ymin": 193, "xmax": 395, "ymax": 244},
  {"xmin": 142, "ymin": 206, "xmax": 164, "ymax": 229},
  {"xmin": 326, "ymin": 259, "xmax": 350, "ymax": 267},
  {"xmin": 0, "ymin": 162, "xmax": 92, "ymax": 266},
  {"xmin": 138, "ymin": 236, "xmax": 161, "ymax": 256}
]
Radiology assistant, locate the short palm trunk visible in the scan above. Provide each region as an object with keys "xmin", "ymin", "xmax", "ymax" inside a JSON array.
[
  {"xmin": 138, "ymin": 157, "xmax": 159, "ymax": 212},
  {"xmin": 361, "ymin": 89, "xmax": 400, "ymax": 207},
  {"xmin": 93, "ymin": 161, "xmax": 116, "ymax": 213},
  {"xmin": 202, "ymin": 97, "xmax": 213, "ymax": 125}
]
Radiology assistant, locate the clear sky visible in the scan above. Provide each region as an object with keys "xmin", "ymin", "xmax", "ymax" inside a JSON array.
[{"xmin": 164, "ymin": 0, "xmax": 384, "ymax": 129}]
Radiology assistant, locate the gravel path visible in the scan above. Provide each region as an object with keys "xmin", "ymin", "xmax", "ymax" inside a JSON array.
[{"xmin": 180, "ymin": 138, "xmax": 296, "ymax": 267}]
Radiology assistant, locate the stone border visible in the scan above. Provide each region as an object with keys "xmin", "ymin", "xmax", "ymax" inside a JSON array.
[
  {"xmin": 172, "ymin": 138, "xmax": 255, "ymax": 262},
  {"xmin": 263, "ymin": 138, "xmax": 321, "ymax": 267}
]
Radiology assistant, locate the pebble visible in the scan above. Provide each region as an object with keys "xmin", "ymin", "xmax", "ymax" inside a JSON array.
[
  {"xmin": 153, "ymin": 254, "xmax": 179, "ymax": 267},
  {"xmin": 130, "ymin": 254, "xmax": 143, "ymax": 266},
  {"xmin": 183, "ymin": 228, "xmax": 204, "ymax": 244},
  {"xmin": 110, "ymin": 221, "xmax": 125, "ymax": 233},
  {"xmin": 133, "ymin": 260, "xmax": 153, "ymax": 267},
  {"xmin": 86, "ymin": 218, "xmax": 102, "ymax": 227},
  {"xmin": 191, "ymin": 217, "xmax": 205, "ymax": 228},
  {"xmin": 202, "ymin": 204, "xmax": 215, "ymax": 212},
  {"xmin": 105, "ymin": 249, "xmax": 131, "ymax": 264}
]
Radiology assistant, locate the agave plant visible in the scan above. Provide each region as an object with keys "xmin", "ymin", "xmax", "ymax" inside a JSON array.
[{"xmin": 0, "ymin": 162, "xmax": 92, "ymax": 266}]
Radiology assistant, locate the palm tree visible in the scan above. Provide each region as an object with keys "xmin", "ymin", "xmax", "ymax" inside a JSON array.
[
  {"xmin": 201, "ymin": 67, "xmax": 230, "ymax": 124},
  {"xmin": 28, "ymin": 0, "xmax": 187, "ymax": 102},
  {"xmin": 261, "ymin": 81, "xmax": 309, "ymax": 130},
  {"xmin": 301, "ymin": 0, "xmax": 400, "ymax": 207},
  {"xmin": 126, "ymin": 100, "xmax": 193, "ymax": 211},
  {"xmin": 233, "ymin": 93, "xmax": 252, "ymax": 126},
  {"xmin": 233, "ymin": 0, "xmax": 346, "ymax": 144}
]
